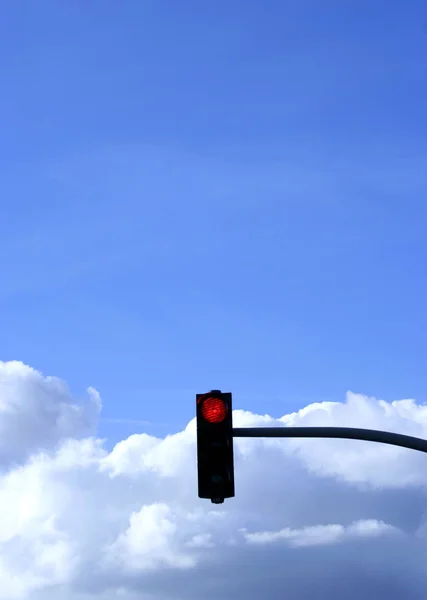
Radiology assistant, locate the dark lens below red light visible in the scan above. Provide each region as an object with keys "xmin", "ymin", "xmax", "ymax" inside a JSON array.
[{"xmin": 202, "ymin": 397, "xmax": 227, "ymax": 423}]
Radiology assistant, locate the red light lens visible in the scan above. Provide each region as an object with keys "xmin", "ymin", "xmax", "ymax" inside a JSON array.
[{"xmin": 202, "ymin": 397, "xmax": 227, "ymax": 423}]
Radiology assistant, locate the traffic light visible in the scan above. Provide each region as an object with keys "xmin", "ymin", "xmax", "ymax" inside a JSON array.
[{"xmin": 196, "ymin": 390, "xmax": 235, "ymax": 504}]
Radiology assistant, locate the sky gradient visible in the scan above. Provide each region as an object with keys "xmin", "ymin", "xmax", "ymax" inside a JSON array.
[{"xmin": 1, "ymin": 2, "xmax": 426, "ymax": 441}]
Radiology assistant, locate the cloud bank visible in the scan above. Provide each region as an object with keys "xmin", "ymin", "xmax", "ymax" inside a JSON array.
[{"xmin": 0, "ymin": 360, "xmax": 427, "ymax": 599}]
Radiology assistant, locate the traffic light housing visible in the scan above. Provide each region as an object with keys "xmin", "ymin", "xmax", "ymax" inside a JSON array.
[{"xmin": 196, "ymin": 390, "xmax": 235, "ymax": 504}]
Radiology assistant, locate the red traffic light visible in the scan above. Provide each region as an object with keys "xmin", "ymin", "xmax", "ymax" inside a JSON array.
[
  {"xmin": 196, "ymin": 390, "xmax": 235, "ymax": 503},
  {"xmin": 201, "ymin": 396, "xmax": 228, "ymax": 423}
]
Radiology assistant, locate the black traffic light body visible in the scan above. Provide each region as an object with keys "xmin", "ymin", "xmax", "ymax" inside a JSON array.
[{"xmin": 196, "ymin": 390, "xmax": 235, "ymax": 504}]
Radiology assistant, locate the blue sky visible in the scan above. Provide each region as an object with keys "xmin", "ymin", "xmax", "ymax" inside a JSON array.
[{"xmin": 1, "ymin": 0, "xmax": 426, "ymax": 447}]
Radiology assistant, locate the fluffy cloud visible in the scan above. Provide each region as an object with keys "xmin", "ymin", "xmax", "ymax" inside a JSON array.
[
  {"xmin": 0, "ymin": 361, "xmax": 427, "ymax": 599},
  {"xmin": 0, "ymin": 361, "xmax": 101, "ymax": 469}
]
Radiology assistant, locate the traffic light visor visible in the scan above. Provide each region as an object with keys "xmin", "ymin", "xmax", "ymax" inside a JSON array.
[{"xmin": 201, "ymin": 396, "xmax": 228, "ymax": 423}]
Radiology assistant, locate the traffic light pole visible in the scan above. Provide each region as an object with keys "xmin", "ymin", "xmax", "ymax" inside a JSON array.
[
  {"xmin": 196, "ymin": 390, "xmax": 427, "ymax": 504},
  {"xmin": 232, "ymin": 426, "xmax": 427, "ymax": 454}
]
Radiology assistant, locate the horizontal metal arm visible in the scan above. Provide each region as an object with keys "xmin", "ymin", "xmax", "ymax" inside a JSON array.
[{"xmin": 232, "ymin": 426, "xmax": 427, "ymax": 454}]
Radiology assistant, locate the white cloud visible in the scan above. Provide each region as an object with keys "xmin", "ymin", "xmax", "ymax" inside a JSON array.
[
  {"xmin": 276, "ymin": 391, "xmax": 427, "ymax": 487},
  {"xmin": 103, "ymin": 502, "xmax": 197, "ymax": 573},
  {"xmin": 0, "ymin": 361, "xmax": 427, "ymax": 599},
  {"xmin": 243, "ymin": 519, "xmax": 401, "ymax": 547},
  {"xmin": 0, "ymin": 361, "xmax": 101, "ymax": 468}
]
